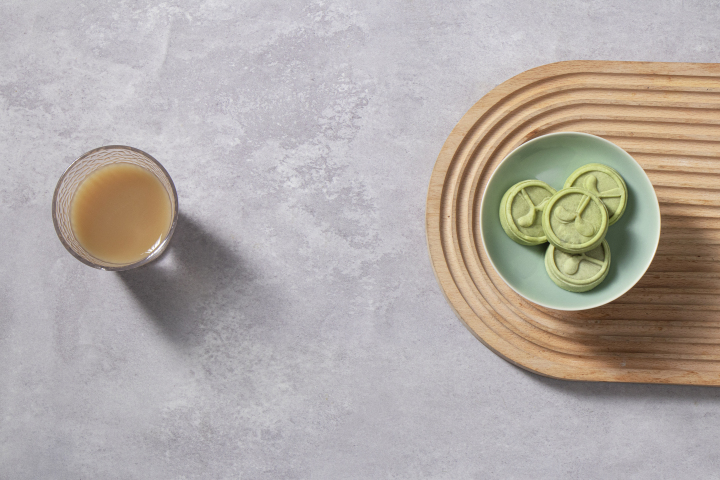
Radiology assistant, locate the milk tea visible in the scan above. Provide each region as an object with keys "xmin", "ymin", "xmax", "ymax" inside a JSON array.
[{"xmin": 70, "ymin": 163, "xmax": 172, "ymax": 264}]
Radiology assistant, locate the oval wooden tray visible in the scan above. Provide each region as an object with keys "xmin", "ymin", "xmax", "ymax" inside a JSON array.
[{"xmin": 427, "ymin": 60, "xmax": 720, "ymax": 385}]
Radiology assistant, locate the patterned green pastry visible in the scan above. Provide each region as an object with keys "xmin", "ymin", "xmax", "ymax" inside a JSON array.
[
  {"xmin": 499, "ymin": 180, "xmax": 556, "ymax": 246},
  {"xmin": 563, "ymin": 163, "xmax": 627, "ymax": 225},
  {"xmin": 541, "ymin": 187, "xmax": 609, "ymax": 254},
  {"xmin": 545, "ymin": 240, "xmax": 611, "ymax": 292}
]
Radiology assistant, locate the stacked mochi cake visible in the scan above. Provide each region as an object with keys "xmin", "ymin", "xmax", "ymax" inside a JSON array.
[{"xmin": 499, "ymin": 164, "xmax": 627, "ymax": 293}]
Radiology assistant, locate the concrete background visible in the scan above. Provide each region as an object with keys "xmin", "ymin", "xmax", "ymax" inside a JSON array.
[{"xmin": 2, "ymin": 1, "xmax": 720, "ymax": 478}]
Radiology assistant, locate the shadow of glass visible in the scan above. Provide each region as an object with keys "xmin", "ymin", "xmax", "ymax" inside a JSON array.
[{"xmin": 118, "ymin": 213, "xmax": 255, "ymax": 346}]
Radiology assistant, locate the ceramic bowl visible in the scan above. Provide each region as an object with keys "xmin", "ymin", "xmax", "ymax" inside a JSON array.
[{"xmin": 480, "ymin": 132, "xmax": 661, "ymax": 311}]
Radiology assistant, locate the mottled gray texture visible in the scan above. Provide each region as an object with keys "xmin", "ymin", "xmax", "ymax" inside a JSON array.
[{"xmin": 2, "ymin": 1, "xmax": 720, "ymax": 478}]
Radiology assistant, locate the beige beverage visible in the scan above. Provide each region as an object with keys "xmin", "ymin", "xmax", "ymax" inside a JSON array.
[{"xmin": 70, "ymin": 162, "xmax": 172, "ymax": 264}]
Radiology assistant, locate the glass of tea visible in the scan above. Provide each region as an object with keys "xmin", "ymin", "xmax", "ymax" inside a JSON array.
[{"xmin": 52, "ymin": 145, "xmax": 179, "ymax": 271}]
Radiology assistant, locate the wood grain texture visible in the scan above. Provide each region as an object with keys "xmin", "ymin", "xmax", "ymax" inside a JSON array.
[{"xmin": 426, "ymin": 60, "xmax": 720, "ymax": 385}]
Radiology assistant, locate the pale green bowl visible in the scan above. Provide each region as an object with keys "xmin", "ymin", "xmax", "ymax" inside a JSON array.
[{"xmin": 480, "ymin": 132, "xmax": 661, "ymax": 311}]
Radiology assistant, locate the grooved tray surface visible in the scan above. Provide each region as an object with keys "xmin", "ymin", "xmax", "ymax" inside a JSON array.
[{"xmin": 426, "ymin": 60, "xmax": 720, "ymax": 385}]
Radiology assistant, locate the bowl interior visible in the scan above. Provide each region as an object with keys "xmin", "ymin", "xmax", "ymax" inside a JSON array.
[{"xmin": 480, "ymin": 132, "xmax": 660, "ymax": 311}]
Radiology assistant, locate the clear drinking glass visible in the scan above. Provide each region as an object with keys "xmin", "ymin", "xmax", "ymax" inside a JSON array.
[{"xmin": 52, "ymin": 145, "xmax": 179, "ymax": 271}]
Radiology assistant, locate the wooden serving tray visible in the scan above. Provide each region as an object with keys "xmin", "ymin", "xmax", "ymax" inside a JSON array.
[{"xmin": 426, "ymin": 60, "xmax": 720, "ymax": 385}]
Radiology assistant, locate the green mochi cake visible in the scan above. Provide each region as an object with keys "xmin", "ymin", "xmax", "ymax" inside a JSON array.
[
  {"xmin": 541, "ymin": 187, "xmax": 609, "ymax": 254},
  {"xmin": 563, "ymin": 163, "xmax": 628, "ymax": 225},
  {"xmin": 545, "ymin": 240, "xmax": 611, "ymax": 292},
  {"xmin": 499, "ymin": 180, "xmax": 557, "ymax": 246}
]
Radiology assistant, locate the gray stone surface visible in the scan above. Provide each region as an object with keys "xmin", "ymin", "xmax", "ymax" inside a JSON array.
[{"xmin": 2, "ymin": 0, "xmax": 720, "ymax": 478}]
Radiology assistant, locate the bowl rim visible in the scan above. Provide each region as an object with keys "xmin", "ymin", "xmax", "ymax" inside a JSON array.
[
  {"xmin": 52, "ymin": 145, "xmax": 179, "ymax": 271},
  {"xmin": 479, "ymin": 131, "xmax": 661, "ymax": 311}
]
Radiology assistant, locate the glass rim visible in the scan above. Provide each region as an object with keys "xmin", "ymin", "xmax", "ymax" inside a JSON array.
[{"xmin": 52, "ymin": 145, "xmax": 179, "ymax": 271}]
